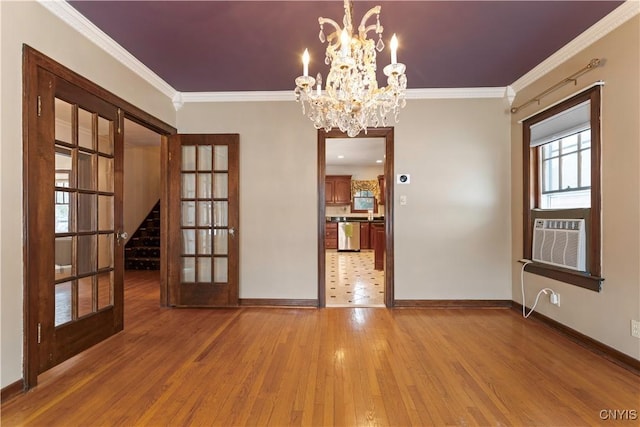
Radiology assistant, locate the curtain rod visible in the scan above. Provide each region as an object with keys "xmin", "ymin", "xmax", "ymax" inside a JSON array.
[{"xmin": 510, "ymin": 58, "xmax": 601, "ymax": 114}]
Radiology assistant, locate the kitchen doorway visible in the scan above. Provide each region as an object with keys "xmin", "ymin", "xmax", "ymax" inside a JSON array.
[{"xmin": 317, "ymin": 128, "xmax": 394, "ymax": 308}]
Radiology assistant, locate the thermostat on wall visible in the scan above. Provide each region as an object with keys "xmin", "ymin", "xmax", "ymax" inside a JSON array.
[{"xmin": 397, "ymin": 174, "xmax": 410, "ymax": 184}]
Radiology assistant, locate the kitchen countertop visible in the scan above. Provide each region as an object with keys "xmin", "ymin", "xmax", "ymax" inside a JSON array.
[{"xmin": 326, "ymin": 217, "xmax": 385, "ymax": 223}]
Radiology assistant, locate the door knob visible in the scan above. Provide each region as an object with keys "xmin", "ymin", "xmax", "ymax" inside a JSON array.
[
  {"xmin": 116, "ymin": 230, "xmax": 128, "ymax": 246},
  {"xmin": 229, "ymin": 227, "xmax": 235, "ymax": 237}
]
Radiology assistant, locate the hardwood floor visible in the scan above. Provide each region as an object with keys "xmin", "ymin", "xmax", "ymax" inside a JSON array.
[{"xmin": 2, "ymin": 270, "xmax": 638, "ymax": 426}]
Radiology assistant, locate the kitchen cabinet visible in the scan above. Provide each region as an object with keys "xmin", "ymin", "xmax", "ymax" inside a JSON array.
[
  {"xmin": 326, "ymin": 175, "xmax": 351, "ymax": 205},
  {"xmin": 325, "ymin": 222, "xmax": 338, "ymax": 249},
  {"xmin": 378, "ymin": 175, "xmax": 385, "ymax": 205},
  {"xmin": 360, "ymin": 222, "xmax": 371, "ymax": 249},
  {"xmin": 372, "ymin": 222, "xmax": 385, "ymax": 270}
]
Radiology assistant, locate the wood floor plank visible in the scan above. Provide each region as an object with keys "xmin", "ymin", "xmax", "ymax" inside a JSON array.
[{"xmin": 2, "ymin": 270, "xmax": 639, "ymax": 426}]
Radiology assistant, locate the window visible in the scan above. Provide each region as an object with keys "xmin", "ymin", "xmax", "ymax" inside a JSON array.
[
  {"xmin": 350, "ymin": 180, "xmax": 379, "ymax": 213},
  {"xmin": 540, "ymin": 129, "xmax": 591, "ymax": 209},
  {"xmin": 352, "ymin": 190, "xmax": 377, "ymax": 212},
  {"xmin": 523, "ymin": 85, "xmax": 603, "ymax": 291}
]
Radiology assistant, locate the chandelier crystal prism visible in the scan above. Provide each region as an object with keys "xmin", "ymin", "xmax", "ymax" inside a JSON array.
[{"xmin": 294, "ymin": 0, "xmax": 407, "ymax": 137}]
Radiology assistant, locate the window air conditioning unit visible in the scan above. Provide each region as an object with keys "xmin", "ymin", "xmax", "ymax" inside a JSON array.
[{"xmin": 532, "ymin": 219, "xmax": 586, "ymax": 271}]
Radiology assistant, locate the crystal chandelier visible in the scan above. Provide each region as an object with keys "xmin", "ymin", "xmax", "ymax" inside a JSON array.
[{"xmin": 294, "ymin": 0, "xmax": 407, "ymax": 137}]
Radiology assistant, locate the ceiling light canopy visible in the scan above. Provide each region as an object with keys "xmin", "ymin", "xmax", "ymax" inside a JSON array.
[{"xmin": 294, "ymin": 0, "xmax": 407, "ymax": 137}]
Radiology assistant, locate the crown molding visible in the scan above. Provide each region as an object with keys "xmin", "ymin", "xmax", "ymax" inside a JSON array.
[
  {"xmin": 178, "ymin": 87, "xmax": 506, "ymax": 104},
  {"xmin": 510, "ymin": 0, "xmax": 640, "ymax": 93},
  {"xmin": 180, "ymin": 91, "xmax": 295, "ymax": 103},
  {"xmin": 38, "ymin": 0, "xmax": 177, "ymax": 100},
  {"xmin": 405, "ymin": 87, "xmax": 505, "ymax": 99}
]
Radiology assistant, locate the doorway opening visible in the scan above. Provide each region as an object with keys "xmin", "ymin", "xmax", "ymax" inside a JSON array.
[
  {"xmin": 122, "ymin": 118, "xmax": 162, "ymax": 274},
  {"xmin": 317, "ymin": 128, "xmax": 394, "ymax": 308}
]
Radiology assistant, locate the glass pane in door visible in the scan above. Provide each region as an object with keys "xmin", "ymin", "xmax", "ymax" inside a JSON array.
[
  {"xmin": 97, "ymin": 116, "xmax": 113, "ymax": 155},
  {"xmin": 98, "ymin": 234, "xmax": 113, "ymax": 269},
  {"xmin": 55, "ymin": 237, "xmax": 73, "ymax": 281},
  {"xmin": 55, "ymin": 146, "xmax": 75, "ymax": 187},
  {"xmin": 98, "ymin": 196, "xmax": 114, "ymax": 230},
  {"xmin": 97, "ymin": 271, "xmax": 113, "ymax": 310},
  {"xmin": 198, "ymin": 146, "xmax": 212, "ymax": 170},
  {"xmin": 78, "ymin": 152, "xmax": 95, "ymax": 190},
  {"xmin": 78, "ymin": 276, "xmax": 94, "ymax": 318},
  {"xmin": 181, "ymin": 257, "xmax": 195, "ymax": 282},
  {"xmin": 77, "ymin": 193, "xmax": 96, "ymax": 232},
  {"xmin": 213, "ymin": 229, "xmax": 228, "ymax": 255},
  {"xmin": 197, "ymin": 173, "xmax": 212, "ymax": 198},
  {"xmin": 98, "ymin": 156, "xmax": 114, "ymax": 192},
  {"xmin": 214, "ymin": 145, "xmax": 228, "ymax": 170},
  {"xmin": 78, "ymin": 108, "xmax": 94, "ymax": 150},
  {"xmin": 55, "ymin": 281, "xmax": 73, "ymax": 326},
  {"xmin": 182, "ymin": 146, "xmax": 196, "ymax": 170},
  {"xmin": 214, "ymin": 258, "xmax": 228, "ymax": 282},
  {"xmin": 182, "ymin": 174, "xmax": 196, "ymax": 198},
  {"xmin": 55, "ymin": 191, "xmax": 74, "ymax": 234},
  {"xmin": 54, "ymin": 99, "xmax": 73, "ymax": 144},
  {"xmin": 198, "ymin": 258, "xmax": 212, "ymax": 282},
  {"xmin": 213, "ymin": 173, "xmax": 228, "ymax": 198}
]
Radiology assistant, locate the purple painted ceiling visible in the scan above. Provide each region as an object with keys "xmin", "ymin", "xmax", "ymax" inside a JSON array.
[{"xmin": 68, "ymin": 1, "xmax": 623, "ymax": 92}]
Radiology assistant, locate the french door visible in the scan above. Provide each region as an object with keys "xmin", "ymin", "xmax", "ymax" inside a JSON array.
[
  {"xmin": 167, "ymin": 134, "xmax": 239, "ymax": 306},
  {"xmin": 26, "ymin": 67, "xmax": 125, "ymax": 374}
]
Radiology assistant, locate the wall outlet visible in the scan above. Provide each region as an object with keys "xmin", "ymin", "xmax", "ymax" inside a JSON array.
[
  {"xmin": 632, "ymin": 320, "xmax": 640, "ymax": 339},
  {"xmin": 550, "ymin": 293, "xmax": 560, "ymax": 306}
]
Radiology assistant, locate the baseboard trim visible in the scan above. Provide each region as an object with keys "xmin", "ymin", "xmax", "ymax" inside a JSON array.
[
  {"xmin": 394, "ymin": 299, "xmax": 513, "ymax": 308},
  {"xmin": 239, "ymin": 298, "xmax": 318, "ymax": 308},
  {"xmin": 511, "ymin": 303, "xmax": 640, "ymax": 375},
  {"xmin": 1, "ymin": 379, "xmax": 24, "ymax": 403}
]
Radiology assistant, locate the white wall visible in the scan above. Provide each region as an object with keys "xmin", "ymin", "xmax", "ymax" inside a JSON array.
[
  {"xmin": 124, "ymin": 145, "xmax": 162, "ymax": 240},
  {"xmin": 0, "ymin": 1, "xmax": 175, "ymax": 388},
  {"xmin": 510, "ymin": 16, "xmax": 640, "ymax": 359},
  {"xmin": 394, "ymin": 99, "xmax": 512, "ymax": 300},
  {"xmin": 177, "ymin": 102, "xmax": 319, "ymax": 299},
  {"xmin": 177, "ymin": 98, "xmax": 512, "ymax": 302}
]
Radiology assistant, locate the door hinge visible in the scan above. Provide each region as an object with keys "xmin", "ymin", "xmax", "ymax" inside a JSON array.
[
  {"xmin": 117, "ymin": 108, "xmax": 122, "ymax": 134},
  {"xmin": 37, "ymin": 323, "xmax": 42, "ymax": 344},
  {"xmin": 37, "ymin": 96, "xmax": 42, "ymax": 117}
]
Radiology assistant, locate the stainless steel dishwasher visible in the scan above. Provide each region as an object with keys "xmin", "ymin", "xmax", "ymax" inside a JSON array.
[{"xmin": 338, "ymin": 222, "xmax": 361, "ymax": 251}]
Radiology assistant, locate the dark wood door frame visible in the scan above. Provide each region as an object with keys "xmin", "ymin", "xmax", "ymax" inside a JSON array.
[
  {"xmin": 317, "ymin": 128, "xmax": 395, "ymax": 307},
  {"xmin": 22, "ymin": 45, "xmax": 176, "ymax": 389}
]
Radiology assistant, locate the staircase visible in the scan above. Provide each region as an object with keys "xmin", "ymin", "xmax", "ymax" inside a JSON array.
[{"xmin": 125, "ymin": 202, "xmax": 160, "ymax": 270}]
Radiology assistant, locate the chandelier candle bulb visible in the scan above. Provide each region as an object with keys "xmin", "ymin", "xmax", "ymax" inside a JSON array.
[
  {"xmin": 302, "ymin": 49, "xmax": 310, "ymax": 77},
  {"xmin": 390, "ymin": 34, "xmax": 398, "ymax": 64},
  {"xmin": 340, "ymin": 29, "xmax": 350, "ymax": 57}
]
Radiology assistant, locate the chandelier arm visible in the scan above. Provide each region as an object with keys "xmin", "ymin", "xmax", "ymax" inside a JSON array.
[
  {"xmin": 360, "ymin": 24, "xmax": 382, "ymax": 38},
  {"xmin": 318, "ymin": 17, "xmax": 342, "ymax": 38},
  {"xmin": 358, "ymin": 6, "xmax": 381, "ymax": 34}
]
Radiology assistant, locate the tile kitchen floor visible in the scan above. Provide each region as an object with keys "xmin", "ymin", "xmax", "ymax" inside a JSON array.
[{"xmin": 326, "ymin": 250, "xmax": 385, "ymax": 307}]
